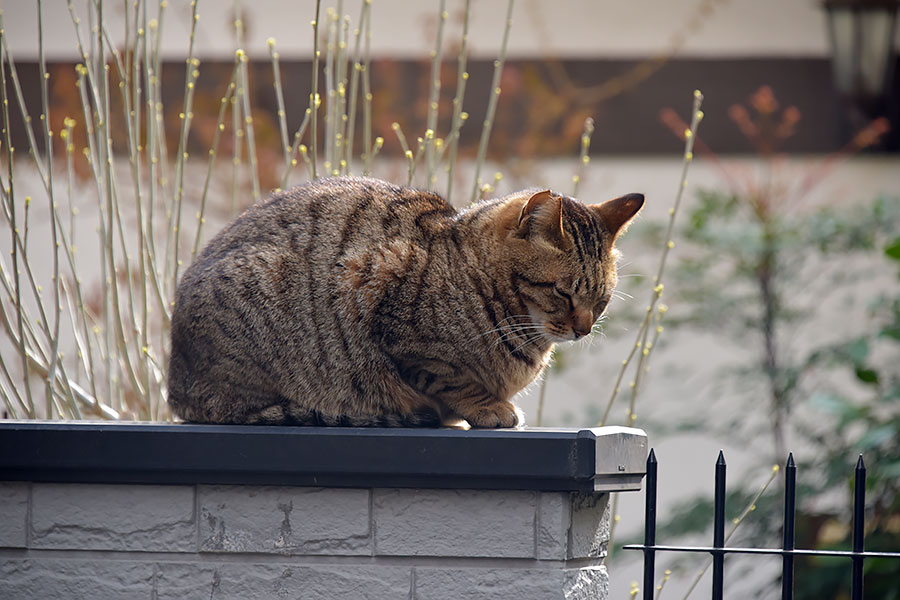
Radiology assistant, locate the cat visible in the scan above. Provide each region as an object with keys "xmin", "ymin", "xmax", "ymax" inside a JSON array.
[{"xmin": 167, "ymin": 176, "xmax": 643, "ymax": 427}]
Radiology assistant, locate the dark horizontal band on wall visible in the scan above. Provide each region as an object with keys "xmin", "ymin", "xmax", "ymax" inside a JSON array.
[
  {"xmin": 7, "ymin": 58, "xmax": 898, "ymax": 156},
  {"xmin": 0, "ymin": 421, "xmax": 647, "ymax": 493}
]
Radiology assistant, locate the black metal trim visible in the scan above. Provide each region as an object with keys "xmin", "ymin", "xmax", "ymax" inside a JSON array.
[
  {"xmin": 622, "ymin": 545, "xmax": 900, "ymax": 559},
  {"xmin": 0, "ymin": 421, "xmax": 642, "ymax": 492}
]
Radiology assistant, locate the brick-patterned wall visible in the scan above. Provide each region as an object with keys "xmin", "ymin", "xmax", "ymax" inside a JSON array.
[{"xmin": 0, "ymin": 482, "xmax": 610, "ymax": 599}]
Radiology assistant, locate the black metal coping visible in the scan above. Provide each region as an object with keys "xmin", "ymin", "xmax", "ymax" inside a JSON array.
[{"xmin": 0, "ymin": 421, "xmax": 647, "ymax": 493}]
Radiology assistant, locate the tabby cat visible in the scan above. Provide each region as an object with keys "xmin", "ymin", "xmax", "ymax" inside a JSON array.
[{"xmin": 168, "ymin": 176, "xmax": 643, "ymax": 427}]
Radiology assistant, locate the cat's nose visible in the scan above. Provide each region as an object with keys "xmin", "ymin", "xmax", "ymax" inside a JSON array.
[{"xmin": 572, "ymin": 310, "xmax": 593, "ymax": 339}]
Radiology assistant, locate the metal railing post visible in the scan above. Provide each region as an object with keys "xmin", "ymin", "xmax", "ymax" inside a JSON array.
[
  {"xmin": 712, "ymin": 450, "xmax": 726, "ymax": 600},
  {"xmin": 642, "ymin": 449, "xmax": 658, "ymax": 600},
  {"xmin": 781, "ymin": 453, "xmax": 796, "ymax": 600},
  {"xmin": 851, "ymin": 455, "xmax": 866, "ymax": 600}
]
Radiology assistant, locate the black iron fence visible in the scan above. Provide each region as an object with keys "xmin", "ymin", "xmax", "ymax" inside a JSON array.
[{"xmin": 623, "ymin": 449, "xmax": 900, "ymax": 600}]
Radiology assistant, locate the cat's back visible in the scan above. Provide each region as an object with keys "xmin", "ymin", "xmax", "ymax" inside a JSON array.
[
  {"xmin": 195, "ymin": 177, "xmax": 453, "ymax": 269},
  {"xmin": 175, "ymin": 176, "xmax": 457, "ymax": 332}
]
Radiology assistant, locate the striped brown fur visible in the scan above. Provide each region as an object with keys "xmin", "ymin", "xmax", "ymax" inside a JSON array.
[{"xmin": 168, "ymin": 176, "xmax": 643, "ymax": 427}]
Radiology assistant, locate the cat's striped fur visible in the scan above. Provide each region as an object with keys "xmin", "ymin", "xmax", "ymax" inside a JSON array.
[{"xmin": 168, "ymin": 176, "xmax": 643, "ymax": 427}]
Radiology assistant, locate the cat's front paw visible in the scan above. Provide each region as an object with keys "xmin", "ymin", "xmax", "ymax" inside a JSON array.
[{"xmin": 467, "ymin": 402, "xmax": 521, "ymax": 428}]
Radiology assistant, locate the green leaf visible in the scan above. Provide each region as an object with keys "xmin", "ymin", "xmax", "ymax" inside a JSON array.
[
  {"xmin": 885, "ymin": 238, "xmax": 900, "ymax": 261},
  {"xmin": 857, "ymin": 425, "xmax": 896, "ymax": 450},
  {"xmin": 848, "ymin": 338, "xmax": 870, "ymax": 363},
  {"xmin": 855, "ymin": 367, "xmax": 879, "ymax": 385},
  {"xmin": 878, "ymin": 460, "xmax": 900, "ymax": 480},
  {"xmin": 809, "ymin": 392, "xmax": 867, "ymax": 427},
  {"xmin": 810, "ymin": 392, "xmax": 851, "ymax": 415}
]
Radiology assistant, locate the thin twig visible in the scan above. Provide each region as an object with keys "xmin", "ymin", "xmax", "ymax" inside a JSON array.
[
  {"xmin": 361, "ymin": 0, "xmax": 373, "ymax": 175},
  {"xmin": 599, "ymin": 90, "xmax": 704, "ymax": 426},
  {"xmin": 268, "ymin": 37, "xmax": 291, "ymax": 187},
  {"xmin": 235, "ymin": 22, "xmax": 260, "ymax": 201},
  {"xmin": 469, "ymin": 0, "xmax": 514, "ymax": 204},
  {"xmin": 310, "ymin": 0, "xmax": 322, "ymax": 179},
  {"xmin": 573, "ymin": 117, "xmax": 594, "ymax": 197},
  {"xmin": 445, "ymin": 0, "xmax": 471, "ymax": 202},
  {"xmin": 0, "ymin": 32, "xmax": 35, "ymax": 416},
  {"xmin": 424, "ymin": 0, "xmax": 447, "ymax": 188},
  {"xmin": 680, "ymin": 465, "xmax": 780, "ymax": 600},
  {"xmin": 344, "ymin": 0, "xmax": 371, "ymax": 174},
  {"xmin": 193, "ymin": 60, "xmax": 241, "ymax": 256},
  {"xmin": 170, "ymin": 0, "xmax": 201, "ymax": 290},
  {"xmin": 38, "ymin": 0, "xmax": 64, "ymax": 417}
]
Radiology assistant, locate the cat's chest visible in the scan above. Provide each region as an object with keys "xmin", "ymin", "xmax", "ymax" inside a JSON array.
[{"xmin": 490, "ymin": 344, "xmax": 553, "ymax": 400}]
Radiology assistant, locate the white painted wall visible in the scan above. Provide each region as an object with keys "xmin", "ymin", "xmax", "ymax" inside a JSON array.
[{"xmin": 2, "ymin": 0, "xmax": 885, "ymax": 61}]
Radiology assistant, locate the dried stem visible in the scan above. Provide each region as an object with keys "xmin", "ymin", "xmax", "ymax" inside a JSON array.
[
  {"xmin": 230, "ymin": 64, "xmax": 243, "ymax": 217},
  {"xmin": 445, "ymin": 0, "xmax": 471, "ymax": 202},
  {"xmin": 573, "ymin": 117, "xmax": 594, "ymax": 197},
  {"xmin": 0, "ymin": 23, "xmax": 35, "ymax": 416},
  {"xmin": 360, "ymin": 1, "xmax": 373, "ymax": 175},
  {"xmin": 233, "ymin": 14, "xmax": 260, "ymax": 202},
  {"xmin": 280, "ymin": 108, "xmax": 312, "ymax": 190},
  {"xmin": 679, "ymin": 465, "xmax": 780, "ymax": 600},
  {"xmin": 170, "ymin": 0, "xmax": 201, "ymax": 290},
  {"xmin": 38, "ymin": 0, "xmax": 63, "ymax": 416},
  {"xmin": 469, "ymin": 0, "xmax": 514, "ymax": 205},
  {"xmin": 268, "ymin": 38, "xmax": 291, "ymax": 185},
  {"xmin": 599, "ymin": 90, "xmax": 704, "ymax": 427},
  {"xmin": 344, "ymin": 0, "xmax": 371, "ymax": 174},
  {"xmin": 424, "ymin": 0, "xmax": 447, "ymax": 187},
  {"xmin": 193, "ymin": 61, "xmax": 241, "ymax": 257},
  {"xmin": 310, "ymin": 0, "xmax": 322, "ymax": 179}
]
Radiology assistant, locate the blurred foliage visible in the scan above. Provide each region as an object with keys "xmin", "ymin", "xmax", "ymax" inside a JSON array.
[
  {"xmin": 636, "ymin": 196, "xmax": 900, "ymax": 598},
  {"xmin": 616, "ymin": 197, "xmax": 900, "ymax": 599},
  {"xmin": 790, "ymin": 238, "xmax": 900, "ymax": 599},
  {"xmin": 610, "ymin": 84, "xmax": 900, "ymax": 598}
]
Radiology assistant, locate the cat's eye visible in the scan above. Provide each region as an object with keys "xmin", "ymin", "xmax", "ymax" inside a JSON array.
[{"xmin": 553, "ymin": 286, "xmax": 574, "ymax": 307}]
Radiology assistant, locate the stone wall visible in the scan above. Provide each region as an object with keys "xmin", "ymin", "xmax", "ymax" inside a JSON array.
[
  {"xmin": 0, "ymin": 482, "xmax": 609, "ymax": 599},
  {"xmin": 0, "ymin": 422, "xmax": 648, "ymax": 599}
]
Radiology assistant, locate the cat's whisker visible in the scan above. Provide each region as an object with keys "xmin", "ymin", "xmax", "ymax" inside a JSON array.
[
  {"xmin": 466, "ymin": 316, "xmax": 537, "ymax": 342},
  {"xmin": 489, "ymin": 326, "xmax": 547, "ymax": 350},
  {"xmin": 490, "ymin": 323, "xmax": 546, "ymax": 346},
  {"xmin": 468, "ymin": 326, "xmax": 513, "ymax": 342},
  {"xmin": 511, "ymin": 334, "xmax": 546, "ymax": 355}
]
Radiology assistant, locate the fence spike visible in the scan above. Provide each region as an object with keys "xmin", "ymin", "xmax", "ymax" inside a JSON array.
[
  {"xmin": 712, "ymin": 450, "xmax": 727, "ymax": 600},
  {"xmin": 851, "ymin": 454, "xmax": 866, "ymax": 600},
  {"xmin": 642, "ymin": 448, "xmax": 658, "ymax": 600},
  {"xmin": 782, "ymin": 452, "xmax": 797, "ymax": 600}
]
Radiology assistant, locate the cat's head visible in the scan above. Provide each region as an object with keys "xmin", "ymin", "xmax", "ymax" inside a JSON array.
[{"xmin": 500, "ymin": 189, "xmax": 644, "ymax": 342}]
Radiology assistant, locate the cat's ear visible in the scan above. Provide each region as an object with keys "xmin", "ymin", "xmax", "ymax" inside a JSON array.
[
  {"xmin": 590, "ymin": 193, "xmax": 644, "ymax": 242},
  {"xmin": 514, "ymin": 190, "xmax": 572, "ymax": 250}
]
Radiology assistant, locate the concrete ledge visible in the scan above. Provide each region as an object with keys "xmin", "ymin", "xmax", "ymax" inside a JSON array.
[{"xmin": 0, "ymin": 422, "xmax": 647, "ymax": 493}]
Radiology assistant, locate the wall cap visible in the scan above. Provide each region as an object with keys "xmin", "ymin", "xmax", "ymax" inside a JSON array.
[{"xmin": 0, "ymin": 421, "xmax": 647, "ymax": 493}]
